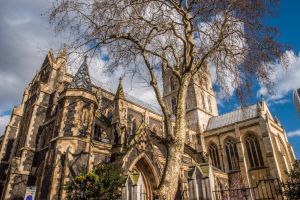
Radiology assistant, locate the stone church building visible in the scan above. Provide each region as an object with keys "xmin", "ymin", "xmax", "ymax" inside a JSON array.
[{"xmin": 0, "ymin": 48, "xmax": 296, "ymax": 200}]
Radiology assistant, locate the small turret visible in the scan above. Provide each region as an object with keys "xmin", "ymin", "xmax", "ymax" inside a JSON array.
[
  {"xmin": 57, "ymin": 55, "xmax": 97, "ymax": 138},
  {"xmin": 115, "ymin": 77, "xmax": 126, "ymax": 100},
  {"xmin": 112, "ymin": 77, "xmax": 127, "ymax": 147}
]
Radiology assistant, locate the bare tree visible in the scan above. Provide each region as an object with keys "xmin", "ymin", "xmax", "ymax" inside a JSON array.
[{"xmin": 49, "ymin": 0, "xmax": 286, "ymax": 199}]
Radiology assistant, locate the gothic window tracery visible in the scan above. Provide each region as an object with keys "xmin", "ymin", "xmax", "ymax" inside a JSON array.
[
  {"xmin": 224, "ymin": 138, "xmax": 239, "ymax": 171},
  {"xmin": 93, "ymin": 124, "xmax": 101, "ymax": 141},
  {"xmin": 131, "ymin": 119, "xmax": 137, "ymax": 136},
  {"xmin": 208, "ymin": 143, "xmax": 221, "ymax": 169},
  {"xmin": 245, "ymin": 134, "xmax": 264, "ymax": 168},
  {"xmin": 107, "ymin": 111, "xmax": 113, "ymax": 123},
  {"xmin": 40, "ymin": 64, "xmax": 51, "ymax": 83},
  {"xmin": 2, "ymin": 139, "xmax": 14, "ymax": 162},
  {"xmin": 82, "ymin": 107, "xmax": 89, "ymax": 127}
]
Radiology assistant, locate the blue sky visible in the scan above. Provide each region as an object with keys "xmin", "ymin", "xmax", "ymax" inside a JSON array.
[
  {"xmin": 263, "ymin": 1, "xmax": 300, "ymax": 158},
  {"xmin": 0, "ymin": 1, "xmax": 300, "ymax": 158},
  {"xmin": 219, "ymin": 0, "xmax": 300, "ymax": 158}
]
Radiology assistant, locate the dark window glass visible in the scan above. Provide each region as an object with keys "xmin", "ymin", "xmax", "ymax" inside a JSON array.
[
  {"xmin": 245, "ymin": 134, "xmax": 264, "ymax": 168},
  {"xmin": 107, "ymin": 112, "xmax": 113, "ymax": 123},
  {"xmin": 224, "ymin": 138, "xmax": 239, "ymax": 171},
  {"xmin": 209, "ymin": 143, "xmax": 221, "ymax": 169},
  {"xmin": 131, "ymin": 120, "xmax": 137, "ymax": 136},
  {"xmin": 2, "ymin": 139, "xmax": 14, "ymax": 162}
]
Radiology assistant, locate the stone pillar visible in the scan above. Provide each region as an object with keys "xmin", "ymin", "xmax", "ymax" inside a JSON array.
[
  {"xmin": 234, "ymin": 125, "xmax": 252, "ymax": 187},
  {"xmin": 259, "ymin": 117, "xmax": 281, "ymax": 180}
]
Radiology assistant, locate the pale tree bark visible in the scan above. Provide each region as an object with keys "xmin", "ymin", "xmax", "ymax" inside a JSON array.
[
  {"xmin": 158, "ymin": 74, "xmax": 191, "ymax": 199},
  {"xmin": 49, "ymin": 0, "xmax": 287, "ymax": 199}
]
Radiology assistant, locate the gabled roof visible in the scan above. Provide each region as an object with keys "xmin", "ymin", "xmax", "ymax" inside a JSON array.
[
  {"xmin": 206, "ymin": 104, "xmax": 259, "ymax": 131},
  {"xmin": 69, "ymin": 56, "xmax": 92, "ymax": 91}
]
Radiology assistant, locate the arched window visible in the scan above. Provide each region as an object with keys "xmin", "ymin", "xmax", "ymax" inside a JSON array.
[
  {"xmin": 245, "ymin": 134, "xmax": 264, "ymax": 168},
  {"xmin": 82, "ymin": 108, "xmax": 89, "ymax": 127},
  {"xmin": 224, "ymin": 138, "xmax": 239, "ymax": 171},
  {"xmin": 107, "ymin": 111, "xmax": 113, "ymax": 123},
  {"xmin": 2, "ymin": 139, "xmax": 14, "ymax": 162},
  {"xmin": 131, "ymin": 119, "xmax": 137, "ymax": 136},
  {"xmin": 208, "ymin": 96, "xmax": 212, "ymax": 113},
  {"xmin": 171, "ymin": 96, "xmax": 177, "ymax": 115},
  {"xmin": 201, "ymin": 92, "xmax": 206, "ymax": 110},
  {"xmin": 208, "ymin": 143, "xmax": 221, "ymax": 169}
]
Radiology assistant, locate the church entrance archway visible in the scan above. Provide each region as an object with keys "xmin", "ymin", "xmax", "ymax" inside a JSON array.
[{"xmin": 128, "ymin": 153, "xmax": 160, "ymax": 200}]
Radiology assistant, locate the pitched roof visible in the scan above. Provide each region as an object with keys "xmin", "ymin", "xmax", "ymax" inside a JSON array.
[
  {"xmin": 91, "ymin": 78, "xmax": 162, "ymax": 115},
  {"xmin": 206, "ymin": 104, "xmax": 259, "ymax": 131},
  {"xmin": 69, "ymin": 56, "xmax": 92, "ymax": 91}
]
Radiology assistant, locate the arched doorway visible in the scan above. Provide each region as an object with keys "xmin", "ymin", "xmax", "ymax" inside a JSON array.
[{"xmin": 128, "ymin": 153, "xmax": 160, "ymax": 200}]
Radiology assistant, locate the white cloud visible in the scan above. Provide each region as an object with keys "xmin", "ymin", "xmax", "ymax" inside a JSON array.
[
  {"xmin": 0, "ymin": 0, "xmax": 67, "ymax": 112},
  {"xmin": 0, "ymin": 115, "xmax": 10, "ymax": 136},
  {"xmin": 287, "ymin": 129, "xmax": 300, "ymax": 138},
  {"xmin": 258, "ymin": 50, "xmax": 300, "ymax": 103}
]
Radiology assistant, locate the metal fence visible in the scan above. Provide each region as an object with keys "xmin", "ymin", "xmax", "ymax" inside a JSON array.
[{"xmin": 213, "ymin": 178, "xmax": 300, "ymax": 200}]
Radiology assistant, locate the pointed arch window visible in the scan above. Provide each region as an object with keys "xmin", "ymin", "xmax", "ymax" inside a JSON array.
[
  {"xmin": 2, "ymin": 139, "xmax": 14, "ymax": 162},
  {"xmin": 201, "ymin": 92, "xmax": 206, "ymax": 110},
  {"xmin": 245, "ymin": 134, "xmax": 264, "ymax": 168},
  {"xmin": 82, "ymin": 108, "xmax": 89, "ymax": 127},
  {"xmin": 131, "ymin": 119, "xmax": 137, "ymax": 136},
  {"xmin": 171, "ymin": 96, "xmax": 177, "ymax": 115},
  {"xmin": 208, "ymin": 143, "xmax": 221, "ymax": 169},
  {"xmin": 107, "ymin": 111, "xmax": 113, "ymax": 123},
  {"xmin": 224, "ymin": 138, "xmax": 239, "ymax": 171}
]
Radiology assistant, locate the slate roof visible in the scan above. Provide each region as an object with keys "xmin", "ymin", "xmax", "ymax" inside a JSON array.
[{"xmin": 206, "ymin": 104, "xmax": 259, "ymax": 131}]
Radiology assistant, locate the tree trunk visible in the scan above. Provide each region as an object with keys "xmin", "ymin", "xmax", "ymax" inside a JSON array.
[{"xmin": 158, "ymin": 75, "xmax": 191, "ymax": 200}]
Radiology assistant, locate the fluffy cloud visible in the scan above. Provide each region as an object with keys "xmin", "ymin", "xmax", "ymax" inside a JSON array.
[
  {"xmin": 258, "ymin": 50, "xmax": 300, "ymax": 102},
  {"xmin": 0, "ymin": 0, "xmax": 158, "ymax": 128},
  {"xmin": 0, "ymin": 0, "xmax": 67, "ymax": 112},
  {"xmin": 287, "ymin": 129, "xmax": 300, "ymax": 138}
]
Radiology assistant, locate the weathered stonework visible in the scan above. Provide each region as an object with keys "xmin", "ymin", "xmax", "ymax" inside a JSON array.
[{"xmin": 0, "ymin": 48, "xmax": 295, "ymax": 200}]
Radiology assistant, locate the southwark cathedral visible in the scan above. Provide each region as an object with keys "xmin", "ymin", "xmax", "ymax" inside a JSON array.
[{"xmin": 0, "ymin": 48, "xmax": 296, "ymax": 200}]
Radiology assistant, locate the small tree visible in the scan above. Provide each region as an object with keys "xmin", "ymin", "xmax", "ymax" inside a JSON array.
[
  {"xmin": 50, "ymin": 1, "xmax": 287, "ymax": 198},
  {"xmin": 285, "ymin": 160, "xmax": 300, "ymax": 198},
  {"xmin": 65, "ymin": 162, "xmax": 126, "ymax": 200},
  {"xmin": 288, "ymin": 160, "xmax": 300, "ymax": 183}
]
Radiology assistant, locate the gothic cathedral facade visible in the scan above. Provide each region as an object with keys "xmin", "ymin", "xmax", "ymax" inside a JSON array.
[{"xmin": 0, "ymin": 48, "xmax": 295, "ymax": 200}]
